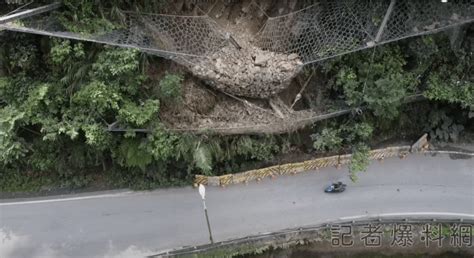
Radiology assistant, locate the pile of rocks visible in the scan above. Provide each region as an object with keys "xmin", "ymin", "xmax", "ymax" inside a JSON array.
[{"xmin": 190, "ymin": 45, "xmax": 303, "ymax": 99}]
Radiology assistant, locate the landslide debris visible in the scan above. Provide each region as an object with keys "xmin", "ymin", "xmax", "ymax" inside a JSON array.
[{"xmin": 190, "ymin": 45, "xmax": 303, "ymax": 99}]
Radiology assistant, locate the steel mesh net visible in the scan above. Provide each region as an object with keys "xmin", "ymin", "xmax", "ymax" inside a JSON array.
[
  {"xmin": 257, "ymin": 0, "xmax": 473, "ymax": 64},
  {"xmin": 257, "ymin": 1, "xmax": 386, "ymax": 63},
  {"xmin": 1, "ymin": 0, "xmax": 473, "ymax": 97},
  {"xmin": 382, "ymin": 0, "xmax": 473, "ymax": 42}
]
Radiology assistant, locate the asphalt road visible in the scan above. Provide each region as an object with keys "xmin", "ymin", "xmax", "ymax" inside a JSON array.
[{"xmin": 1, "ymin": 152, "xmax": 473, "ymax": 258}]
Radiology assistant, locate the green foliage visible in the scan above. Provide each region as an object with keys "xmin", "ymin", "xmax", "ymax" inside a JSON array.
[
  {"xmin": 327, "ymin": 46, "xmax": 416, "ymax": 119},
  {"xmin": 50, "ymin": 39, "xmax": 85, "ymax": 65},
  {"xmin": 83, "ymin": 123, "xmax": 113, "ymax": 150},
  {"xmin": 93, "ymin": 48, "xmax": 141, "ymax": 79},
  {"xmin": 6, "ymin": 42, "xmax": 39, "ymax": 75},
  {"xmin": 1, "ymin": 7, "xmax": 472, "ymax": 194},
  {"xmin": 311, "ymin": 122, "xmax": 373, "ymax": 153},
  {"xmin": 48, "ymin": 39, "xmax": 91, "ymax": 90},
  {"xmin": 425, "ymin": 108, "xmax": 465, "ymax": 142},
  {"xmin": 366, "ymin": 77, "xmax": 409, "ymax": 118},
  {"xmin": 347, "ymin": 122, "xmax": 374, "ymax": 142},
  {"xmin": 158, "ymin": 73, "xmax": 184, "ymax": 102},
  {"xmin": 22, "ymin": 83, "xmax": 50, "ymax": 118},
  {"xmin": 146, "ymin": 126, "xmax": 179, "ymax": 162},
  {"xmin": 50, "ymin": 39, "xmax": 72, "ymax": 64},
  {"xmin": 147, "ymin": 133, "xmax": 281, "ymax": 175},
  {"xmin": 73, "ymin": 81, "xmax": 122, "ymax": 113},
  {"xmin": 0, "ymin": 77, "xmax": 10, "ymax": 100},
  {"xmin": 28, "ymin": 140, "xmax": 58, "ymax": 172},
  {"xmin": 92, "ymin": 48, "xmax": 146, "ymax": 95},
  {"xmin": 106, "ymin": 164, "xmax": 190, "ymax": 191},
  {"xmin": 196, "ymin": 135, "xmax": 280, "ymax": 175},
  {"xmin": 231, "ymin": 136, "xmax": 280, "ymax": 161},
  {"xmin": 193, "ymin": 143, "xmax": 213, "ymax": 175},
  {"xmin": 311, "ymin": 128, "xmax": 343, "ymax": 152},
  {"xmin": 426, "ymin": 74, "xmax": 473, "ymax": 110},
  {"xmin": 116, "ymin": 138, "xmax": 153, "ymax": 170},
  {"xmin": 0, "ymin": 169, "xmax": 54, "ymax": 192},
  {"xmin": 0, "ymin": 30, "xmax": 157, "ymax": 190},
  {"xmin": 408, "ymin": 35, "xmax": 473, "ymax": 110},
  {"xmin": 1, "ymin": 77, "xmax": 36, "ymax": 106},
  {"xmin": 0, "ymin": 106, "xmax": 27, "ymax": 165},
  {"xmin": 59, "ymin": 0, "xmax": 117, "ymax": 34},
  {"xmin": 118, "ymin": 99, "xmax": 160, "ymax": 126},
  {"xmin": 311, "ymin": 121, "xmax": 373, "ymax": 182},
  {"xmin": 349, "ymin": 144, "xmax": 370, "ymax": 182}
]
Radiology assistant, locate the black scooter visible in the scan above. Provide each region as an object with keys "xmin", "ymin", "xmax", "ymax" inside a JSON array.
[{"xmin": 324, "ymin": 181, "xmax": 347, "ymax": 193}]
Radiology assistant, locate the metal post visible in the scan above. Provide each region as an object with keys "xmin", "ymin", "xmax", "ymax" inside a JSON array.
[
  {"xmin": 375, "ymin": 0, "xmax": 397, "ymax": 43},
  {"xmin": 198, "ymin": 184, "xmax": 214, "ymax": 244},
  {"xmin": 202, "ymin": 199, "xmax": 214, "ymax": 244}
]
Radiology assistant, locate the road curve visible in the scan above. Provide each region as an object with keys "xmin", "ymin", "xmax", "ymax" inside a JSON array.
[{"xmin": 1, "ymin": 152, "xmax": 473, "ymax": 258}]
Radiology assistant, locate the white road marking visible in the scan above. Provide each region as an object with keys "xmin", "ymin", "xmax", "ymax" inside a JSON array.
[{"xmin": 0, "ymin": 191, "xmax": 135, "ymax": 206}]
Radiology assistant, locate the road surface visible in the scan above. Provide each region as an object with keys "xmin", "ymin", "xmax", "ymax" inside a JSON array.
[{"xmin": 1, "ymin": 152, "xmax": 473, "ymax": 258}]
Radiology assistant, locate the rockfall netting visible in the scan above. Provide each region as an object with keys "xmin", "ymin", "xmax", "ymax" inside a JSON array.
[
  {"xmin": 1, "ymin": 0, "xmax": 473, "ymax": 98},
  {"xmin": 257, "ymin": 0, "xmax": 474, "ymax": 64}
]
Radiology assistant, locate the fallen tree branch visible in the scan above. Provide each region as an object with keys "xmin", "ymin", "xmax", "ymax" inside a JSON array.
[
  {"xmin": 219, "ymin": 89, "xmax": 271, "ymax": 115},
  {"xmin": 269, "ymin": 98, "xmax": 285, "ymax": 118},
  {"xmin": 291, "ymin": 69, "xmax": 315, "ymax": 109}
]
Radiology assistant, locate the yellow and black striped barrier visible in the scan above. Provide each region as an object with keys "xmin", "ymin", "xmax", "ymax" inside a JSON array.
[{"xmin": 195, "ymin": 146, "xmax": 413, "ymax": 187}]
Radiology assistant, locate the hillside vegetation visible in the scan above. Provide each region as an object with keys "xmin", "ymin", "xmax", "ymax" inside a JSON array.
[{"xmin": 0, "ymin": 1, "xmax": 472, "ymax": 192}]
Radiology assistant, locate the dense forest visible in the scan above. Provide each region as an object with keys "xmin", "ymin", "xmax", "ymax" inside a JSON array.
[{"xmin": 0, "ymin": 1, "xmax": 473, "ymax": 192}]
